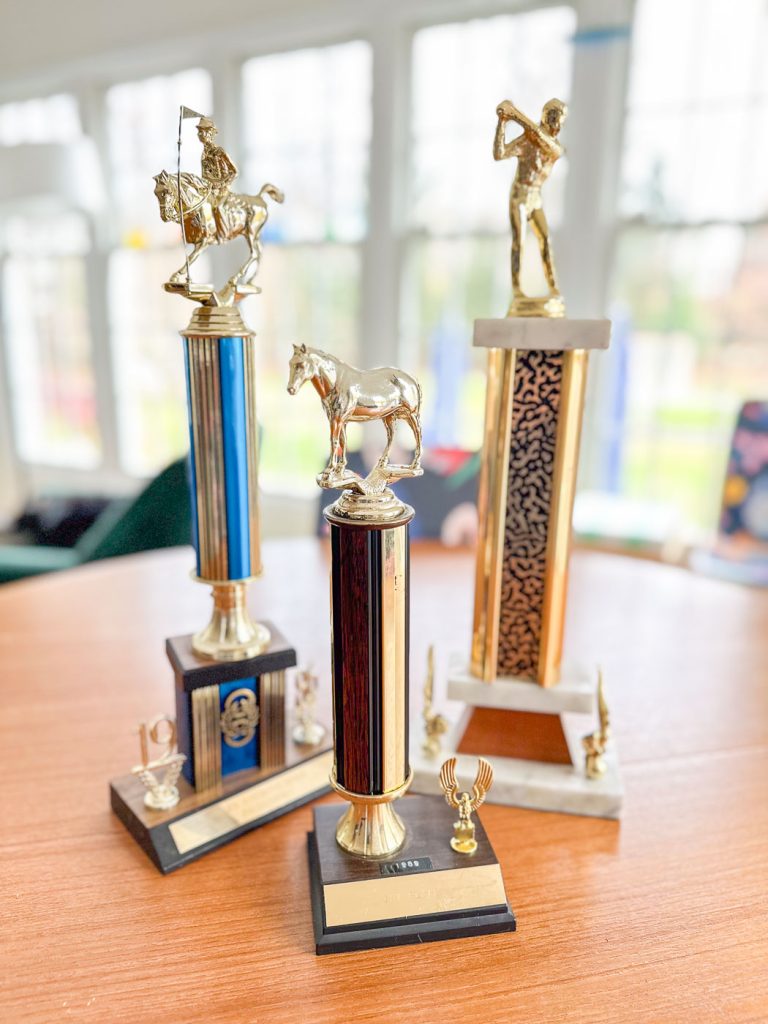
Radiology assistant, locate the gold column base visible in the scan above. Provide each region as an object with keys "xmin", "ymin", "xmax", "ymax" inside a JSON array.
[
  {"xmin": 331, "ymin": 771, "xmax": 413, "ymax": 859},
  {"xmin": 192, "ymin": 579, "xmax": 270, "ymax": 662}
]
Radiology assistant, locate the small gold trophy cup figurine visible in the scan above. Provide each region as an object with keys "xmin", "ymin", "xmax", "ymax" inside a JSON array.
[
  {"xmin": 494, "ymin": 97, "xmax": 567, "ymax": 318},
  {"xmin": 439, "ymin": 757, "xmax": 494, "ymax": 855},
  {"xmin": 292, "ymin": 667, "xmax": 327, "ymax": 747},
  {"xmin": 583, "ymin": 670, "xmax": 611, "ymax": 779},
  {"xmin": 422, "ymin": 645, "xmax": 448, "ymax": 758},
  {"xmin": 294, "ymin": 347, "xmax": 515, "ymax": 954},
  {"xmin": 131, "ymin": 716, "xmax": 186, "ymax": 811}
]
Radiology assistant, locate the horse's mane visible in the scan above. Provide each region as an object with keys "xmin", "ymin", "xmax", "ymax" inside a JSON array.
[{"xmin": 157, "ymin": 170, "xmax": 210, "ymax": 208}]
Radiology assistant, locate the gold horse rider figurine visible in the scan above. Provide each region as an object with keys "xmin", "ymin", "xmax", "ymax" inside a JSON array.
[
  {"xmin": 197, "ymin": 115, "xmax": 239, "ymax": 237},
  {"xmin": 439, "ymin": 757, "xmax": 494, "ymax": 855},
  {"xmin": 153, "ymin": 113, "xmax": 284, "ymax": 306},
  {"xmin": 286, "ymin": 343, "xmax": 423, "ymax": 499},
  {"xmin": 494, "ymin": 97, "xmax": 568, "ymax": 318}
]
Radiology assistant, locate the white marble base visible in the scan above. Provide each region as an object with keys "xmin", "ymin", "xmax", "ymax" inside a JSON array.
[
  {"xmin": 411, "ymin": 742, "xmax": 623, "ymax": 820},
  {"xmin": 473, "ymin": 316, "xmax": 611, "ymax": 352},
  {"xmin": 446, "ymin": 655, "xmax": 596, "ymax": 715}
]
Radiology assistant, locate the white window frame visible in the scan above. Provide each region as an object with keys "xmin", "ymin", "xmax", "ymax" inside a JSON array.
[{"xmin": 0, "ymin": 0, "xmax": 634, "ymax": 524}]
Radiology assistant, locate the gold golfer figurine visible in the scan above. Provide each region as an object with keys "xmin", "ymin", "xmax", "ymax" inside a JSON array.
[
  {"xmin": 286, "ymin": 343, "xmax": 423, "ymax": 503},
  {"xmin": 292, "ymin": 667, "xmax": 327, "ymax": 747},
  {"xmin": 494, "ymin": 97, "xmax": 568, "ymax": 317},
  {"xmin": 439, "ymin": 756, "xmax": 494, "ymax": 855},
  {"xmin": 583, "ymin": 669, "xmax": 611, "ymax": 779},
  {"xmin": 153, "ymin": 109, "xmax": 284, "ymax": 307},
  {"xmin": 422, "ymin": 645, "xmax": 448, "ymax": 758},
  {"xmin": 131, "ymin": 715, "xmax": 186, "ymax": 811}
]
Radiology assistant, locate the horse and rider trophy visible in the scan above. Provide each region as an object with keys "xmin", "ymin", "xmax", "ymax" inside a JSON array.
[
  {"xmin": 109, "ymin": 110, "xmax": 331, "ymax": 873},
  {"xmin": 410, "ymin": 98, "xmax": 623, "ymax": 820},
  {"xmin": 288, "ymin": 346, "xmax": 515, "ymax": 955}
]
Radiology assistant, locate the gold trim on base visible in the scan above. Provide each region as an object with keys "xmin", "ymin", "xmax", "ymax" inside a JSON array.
[
  {"xmin": 192, "ymin": 579, "xmax": 271, "ymax": 662},
  {"xmin": 331, "ymin": 770, "xmax": 413, "ymax": 859},
  {"xmin": 181, "ymin": 304, "xmax": 253, "ymax": 338}
]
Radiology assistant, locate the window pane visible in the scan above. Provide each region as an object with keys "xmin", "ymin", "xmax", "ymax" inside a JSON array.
[
  {"xmin": 622, "ymin": 0, "xmax": 768, "ymax": 221},
  {"xmin": 2, "ymin": 214, "xmax": 99, "ymax": 467},
  {"xmin": 106, "ymin": 69, "xmax": 212, "ymax": 475},
  {"xmin": 242, "ymin": 243, "xmax": 361, "ymax": 494},
  {"xmin": 242, "ymin": 42, "xmax": 372, "ymax": 243},
  {"xmin": 410, "ymin": 8, "xmax": 575, "ymax": 235},
  {"xmin": 0, "ymin": 94, "xmax": 81, "ymax": 145},
  {"xmin": 401, "ymin": 237, "xmax": 508, "ymax": 450},
  {"xmin": 609, "ymin": 224, "xmax": 768, "ymax": 528},
  {"xmin": 106, "ymin": 69, "xmax": 212, "ymax": 244},
  {"xmin": 108, "ymin": 249, "xmax": 205, "ymax": 476}
]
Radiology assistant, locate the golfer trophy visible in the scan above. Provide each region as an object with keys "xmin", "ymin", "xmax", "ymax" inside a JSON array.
[
  {"xmin": 411, "ymin": 98, "xmax": 623, "ymax": 819},
  {"xmin": 110, "ymin": 109, "xmax": 331, "ymax": 873},
  {"xmin": 288, "ymin": 345, "xmax": 515, "ymax": 954}
]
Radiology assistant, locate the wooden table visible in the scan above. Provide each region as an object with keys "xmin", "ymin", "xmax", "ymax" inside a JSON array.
[{"xmin": 2, "ymin": 540, "xmax": 767, "ymax": 1023}]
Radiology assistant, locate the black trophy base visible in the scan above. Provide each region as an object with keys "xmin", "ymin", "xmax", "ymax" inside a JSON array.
[
  {"xmin": 308, "ymin": 795, "xmax": 516, "ymax": 955},
  {"xmin": 111, "ymin": 743, "xmax": 332, "ymax": 874}
]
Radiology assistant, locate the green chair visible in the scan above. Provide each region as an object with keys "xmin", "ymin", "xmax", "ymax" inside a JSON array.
[{"xmin": 0, "ymin": 458, "xmax": 191, "ymax": 584}]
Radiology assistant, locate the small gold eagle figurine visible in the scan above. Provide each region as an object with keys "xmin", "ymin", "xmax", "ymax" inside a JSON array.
[{"xmin": 438, "ymin": 756, "xmax": 494, "ymax": 855}]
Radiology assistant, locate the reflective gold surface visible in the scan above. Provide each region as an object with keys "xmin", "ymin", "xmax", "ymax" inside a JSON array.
[
  {"xmin": 220, "ymin": 687, "xmax": 260, "ymax": 748},
  {"xmin": 494, "ymin": 98, "xmax": 567, "ymax": 317},
  {"xmin": 154, "ymin": 112, "xmax": 283, "ymax": 309},
  {"xmin": 538, "ymin": 350, "xmax": 587, "ymax": 686},
  {"xmin": 471, "ymin": 348, "xmax": 516, "ymax": 681},
  {"xmin": 132, "ymin": 715, "xmax": 186, "ymax": 811},
  {"xmin": 331, "ymin": 770, "xmax": 413, "ymax": 859},
  {"xmin": 323, "ymin": 862, "xmax": 507, "ymax": 928},
  {"xmin": 422, "ymin": 645, "xmax": 448, "ymax": 758},
  {"xmin": 287, "ymin": 343, "xmax": 423, "ymax": 522},
  {"xmin": 439, "ymin": 757, "xmax": 494, "ymax": 856},
  {"xmin": 192, "ymin": 685, "xmax": 222, "ymax": 793},
  {"xmin": 260, "ymin": 670, "xmax": 286, "ymax": 771},
  {"xmin": 583, "ymin": 670, "xmax": 611, "ymax": 779},
  {"xmin": 192, "ymin": 580, "xmax": 270, "ymax": 662}
]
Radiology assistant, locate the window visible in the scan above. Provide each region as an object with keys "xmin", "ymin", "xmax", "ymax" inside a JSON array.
[
  {"xmin": 1, "ymin": 213, "xmax": 99, "ymax": 467},
  {"xmin": 0, "ymin": 95, "xmax": 98, "ymax": 467},
  {"xmin": 610, "ymin": 0, "xmax": 768, "ymax": 531},
  {"xmin": 241, "ymin": 41, "xmax": 372, "ymax": 492},
  {"xmin": 403, "ymin": 9, "xmax": 576, "ymax": 451},
  {"xmin": 105, "ymin": 68, "xmax": 213, "ymax": 475}
]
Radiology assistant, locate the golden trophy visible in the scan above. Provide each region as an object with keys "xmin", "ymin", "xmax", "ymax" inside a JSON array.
[
  {"xmin": 410, "ymin": 99, "xmax": 622, "ymax": 820},
  {"xmin": 110, "ymin": 109, "xmax": 331, "ymax": 873},
  {"xmin": 289, "ymin": 346, "xmax": 515, "ymax": 954}
]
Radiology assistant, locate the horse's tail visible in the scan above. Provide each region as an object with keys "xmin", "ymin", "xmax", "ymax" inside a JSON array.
[
  {"xmin": 414, "ymin": 376, "xmax": 423, "ymax": 415},
  {"xmin": 258, "ymin": 183, "xmax": 285, "ymax": 205}
]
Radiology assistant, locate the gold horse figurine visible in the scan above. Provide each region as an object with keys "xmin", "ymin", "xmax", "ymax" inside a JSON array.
[
  {"xmin": 439, "ymin": 756, "xmax": 494, "ymax": 855},
  {"xmin": 286, "ymin": 343, "xmax": 423, "ymax": 495}
]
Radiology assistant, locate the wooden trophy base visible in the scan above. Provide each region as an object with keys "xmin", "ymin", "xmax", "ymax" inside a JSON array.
[
  {"xmin": 111, "ymin": 739, "xmax": 332, "ymax": 874},
  {"xmin": 308, "ymin": 795, "xmax": 516, "ymax": 955}
]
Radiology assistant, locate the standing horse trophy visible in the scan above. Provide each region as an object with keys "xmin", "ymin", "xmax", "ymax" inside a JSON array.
[
  {"xmin": 288, "ymin": 345, "xmax": 515, "ymax": 955},
  {"xmin": 409, "ymin": 97, "xmax": 623, "ymax": 822},
  {"xmin": 109, "ymin": 108, "xmax": 332, "ymax": 875}
]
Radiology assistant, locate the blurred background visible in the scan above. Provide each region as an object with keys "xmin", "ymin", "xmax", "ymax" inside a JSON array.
[{"xmin": 1, "ymin": 0, "xmax": 767, "ymax": 575}]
